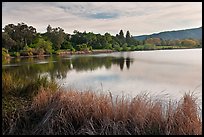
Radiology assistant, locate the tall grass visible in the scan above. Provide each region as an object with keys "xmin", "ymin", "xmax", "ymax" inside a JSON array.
[
  {"xmin": 2, "ymin": 71, "xmax": 58, "ymax": 98},
  {"xmin": 2, "ymin": 72, "xmax": 58, "ymax": 135},
  {"xmin": 2, "ymin": 87, "xmax": 202, "ymax": 135}
]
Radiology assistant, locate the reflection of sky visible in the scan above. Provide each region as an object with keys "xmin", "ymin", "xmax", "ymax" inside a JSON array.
[{"xmin": 59, "ymin": 49, "xmax": 202, "ymax": 104}]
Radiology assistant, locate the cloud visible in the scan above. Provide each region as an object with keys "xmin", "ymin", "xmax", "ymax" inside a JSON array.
[
  {"xmin": 88, "ymin": 12, "xmax": 119, "ymax": 19},
  {"xmin": 2, "ymin": 2, "xmax": 202, "ymax": 35}
]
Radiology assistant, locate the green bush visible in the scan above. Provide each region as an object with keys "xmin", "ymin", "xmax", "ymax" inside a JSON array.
[
  {"xmin": 30, "ymin": 38, "xmax": 53, "ymax": 55},
  {"xmin": 135, "ymin": 45, "xmax": 144, "ymax": 50},
  {"xmin": 76, "ymin": 43, "xmax": 91, "ymax": 51},
  {"xmin": 61, "ymin": 41, "xmax": 72, "ymax": 50},
  {"xmin": 144, "ymin": 44, "xmax": 156, "ymax": 50},
  {"xmin": 71, "ymin": 47, "xmax": 76, "ymax": 52},
  {"xmin": 20, "ymin": 46, "xmax": 34, "ymax": 56},
  {"xmin": 10, "ymin": 52, "xmax": 20, "ymax": 57},
  {"xmin": 2, "ymin": 48, "xmax": 10, "ymax": 58},
  {"xmin": 130, "ymin": 45, "xmax": 137, "ymax": 51},
  {"xmin": 113, "ymin": 44, "xmax": 122, "ymax": 51},
  {"xmin": 55, "ymin": 50, "xmax": 61, "ymax": 55}
]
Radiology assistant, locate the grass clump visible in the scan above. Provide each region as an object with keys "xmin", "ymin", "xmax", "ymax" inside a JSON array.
[{"xmin": 2, "ymin": 88, "xmax": 202, "ymax": 135}]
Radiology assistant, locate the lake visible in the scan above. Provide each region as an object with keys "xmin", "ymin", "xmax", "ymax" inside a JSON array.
[{"xmin": 2, "ymin": 48, "xmax": 202, "ymax": 105}]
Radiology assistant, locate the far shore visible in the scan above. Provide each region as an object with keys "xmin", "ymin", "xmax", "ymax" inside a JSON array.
[
  {"xmin": 5, "ymin": 47, "xmax": 202, "ymax": 59},
  {"xmin": 7, "ymin": 49, "xmax": 115, "ymax": 59}
]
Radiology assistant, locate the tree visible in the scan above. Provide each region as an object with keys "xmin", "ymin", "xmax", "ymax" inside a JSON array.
[
  {"xmin": 119, "ymin": 30, "xmax": 124, "ymax": 39},
  {"xmin": 2, "ymin": 32, "xmax": 17, "ymax": 51},
  {"xmin": 144, "ymin": 44, "xmax": 155, "ymax": 50},
  {"xmin": 125, "ymin": 30, "xmax": 137, "ymax": 46},
  {"xmin": 181, "ymin": 39, "xmax": 197, "ymax": 48},
  {"xmin": 76, "ymin": 43, "xmax": 91, "ymax": 51},
  {"xmin": 47, "ymin": 25, "xmax": 52, "ymax": 33},
  {"xmin": 71, "ymin": 30, "xmax": 87, "ymax": 47},
  {"xmin": 61, "ymin": 40, "xmax": 72, "ymax": 50},
  {"xmin": 45, "ymin": 25, "xmax": 66, "ymax": 50},
  {"xmin": 37, "ymin": 38, "xmax": 52, "ymax": 54},
  {"xmin": 126, "ymin": 30, "xmax": 131, "ymax": 39},
  {"xmin": 104, "ymin": 32, "xmax": 112, "ymax": 43},
  {"xmin": 3, "ymin": 22, "xmax": 37, "ymax": 51},
  {"xmin": 145, "ymin": 38, "xmax": 161, "ymax": 46},
  {"xmin": 122, "ymin": 43, "xmax": 129, "ymax": 51},
  {"xmin": 116, "ymin": 30, "xmax": 126, "ymax": 46}
]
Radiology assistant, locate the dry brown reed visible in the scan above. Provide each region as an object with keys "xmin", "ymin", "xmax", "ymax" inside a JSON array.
[{"xmin": 2, "ymin": 88, "xmax": 202, "ymax": 135}]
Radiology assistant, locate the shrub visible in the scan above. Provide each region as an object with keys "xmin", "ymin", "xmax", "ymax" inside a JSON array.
[
  {"xmin": 2, "ymin": 48, "xmax": 10, "ymax": 58},
  {"xmin": 10, "ymin": 52, "xmax": 20, "ymax": 57},
  {"xmin": 71, "ymin": 47, "xmax": 76, "ymax": 52},
  {"xmin": 144, "ymin": 44, "xmax": 156, "ymax": 50},
  {"xmin": 20, "ymin": 46, "xmax": 34, "ymax": 56},
  {"xmin": 30, "ymin": 38, "xmax": 53, "ymax": 55}
]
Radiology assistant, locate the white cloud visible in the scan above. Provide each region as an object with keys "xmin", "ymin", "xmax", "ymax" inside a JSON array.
[{"xmin": 2, "ymin": 2, "xmax": 202, "ymax": 35}]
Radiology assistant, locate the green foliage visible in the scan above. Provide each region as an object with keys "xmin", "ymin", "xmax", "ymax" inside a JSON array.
[
  {"xmin": 2, "ymin": 48, "xmax": 8, "ymax": 54},
  {"xmin": 2, "ymin": 48, "xmax": 10, "ymax": 58},
  {"xmin": 20, "ymin": 46, "xmax": 34, "ymax": 56},
  {"xmin": 3, "ymin": 23, "xmax": 37, "ymax": 51},
  {"xmin": 55, "ymin": 50, "xmax": 61, "ymax": 55},
  {"xmin": 76, "ymin": 43, "xmax": 91, "ymax": 51},
  {"xmin": 135, "ymin": 45, "xmax": 145, "ymax": 50},
  {"xmin": 61, "ymin": 40, "xmax": 72, "ymax": 50},
  {"xmin": 144, "ymin": 44, "xmax": 156, "ymax": 50},
  {"xmin": 113, "ymin": 43, "xmax": 122, "ymax": 51},
  {"xmin": 2, "ymin": 32, "xmax": 17, "ymax": 51},
  {"xmin": 45, "ymin": 25, "xmax": 66, "ymax": 50},
  {"xmin": 126, "ymin": 30, "xmax": 131, "ymax": 39},
  {"xmin": 10, "ymin": 52, "xmax": 20, "ymax": 57},
  {"xmin": 2, "ymin": 22, "xmax": 202, "ymax": 56},
  {"xmin": 71, "ymin": 47, "xmax": 76, "ymax": 52},
  {"xmin": 130, "ymin": 45, "xmax": 137, "ymax": 51},
  {"xmin": 2, "ymin": 71, "xmax": 58, "ymax": 99},
  {"xmin": 35, "ymin": 38, "xmax": 53, "ymax": 54},
  {"xmin": 104, "ymin": 43, "xmax": 113, "ymax": 50},
  {"xmin": 122, "ymin": 43, "xmax": 130, "ymax": 51}
]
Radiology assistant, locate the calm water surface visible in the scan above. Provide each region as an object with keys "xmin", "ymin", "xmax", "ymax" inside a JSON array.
[{"xmin": 3, "ymin": 49, "xmax": 202, "ymax": 104}]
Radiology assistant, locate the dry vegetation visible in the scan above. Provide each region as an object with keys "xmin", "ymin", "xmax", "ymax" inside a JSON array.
[{"xmin": 2, "ymin": 86, "xmax": 202, "ymax": 135}]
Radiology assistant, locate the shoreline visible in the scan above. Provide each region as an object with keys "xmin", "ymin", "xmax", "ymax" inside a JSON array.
[
  {"xmin": 7, "ymin": 49, "xmax": 116, "ymax": 59},
  {"xmin": 5, "ymin": 47, "xmax": 202, "ymax": 59}
]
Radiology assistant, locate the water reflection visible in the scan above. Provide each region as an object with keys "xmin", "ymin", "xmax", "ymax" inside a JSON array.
[
  {"xmin": 3, "ymin": 50, "xmax": 202, "ymax": 125},
  {"xmin": 2, "ymin": 49, "xmax": 202, "ymax": 109},
  {"xmin": 2, "ymin": 55, "xmax": 134, "ymax": 81}
]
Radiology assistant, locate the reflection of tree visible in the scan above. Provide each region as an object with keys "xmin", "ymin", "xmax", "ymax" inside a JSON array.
[
  {"xmin": 115, "ymin": 57, "xmax": 134, "ymax": 71},
  {"xmin": 126, "ymin": 57, "xmax": 130, "ymax": 69},
  {"xmin": 3, "ymin": 55, "xmax": 134, "ymax": 82},
  {"xmin": 49, "ymin": 56, "xmax": 71, "ymax": 80},
  {"xmin": 119, "ymin": 57, "xmax": 124, "ymax": 71},
  {"xmin": 2, "ymin": 56, "xmax": 71, "ymax": 82},
  {"xmin": 71, "ymin": 56, "xmax": 114, "ymax": 71},
  {"xmin": 71, "ymin": 56, "xmax": 134, "ymax": 72}
]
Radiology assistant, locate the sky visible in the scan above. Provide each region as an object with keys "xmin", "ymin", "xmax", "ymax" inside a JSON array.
[{"xmin": 2, "ymin": 2, "xmax": 202, "ymax": 36}]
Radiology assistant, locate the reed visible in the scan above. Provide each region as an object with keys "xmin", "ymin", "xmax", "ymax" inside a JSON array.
[{"xmin": 2, "ymin": 88, "xmax": 202, "ymax": 135}]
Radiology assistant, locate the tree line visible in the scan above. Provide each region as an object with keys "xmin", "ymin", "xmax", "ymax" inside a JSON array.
[{"xmin": 2, "ymin": 22, "xmax": 202, "ymax": 57}]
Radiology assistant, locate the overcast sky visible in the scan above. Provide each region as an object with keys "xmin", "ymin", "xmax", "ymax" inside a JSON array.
[{"xmin": 2, "ymin": 2, "xmax": 202, "ymax": 36}]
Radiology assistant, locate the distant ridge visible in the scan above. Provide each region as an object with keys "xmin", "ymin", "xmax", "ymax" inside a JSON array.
[{"xmin": 134, "ymin": 27, "xmax": 202, "ymax": 41}]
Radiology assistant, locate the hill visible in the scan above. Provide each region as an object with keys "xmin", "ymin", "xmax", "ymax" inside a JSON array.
[{"xmin": 134, "ymin": 27, "xmax": 202, "ymax": 41}]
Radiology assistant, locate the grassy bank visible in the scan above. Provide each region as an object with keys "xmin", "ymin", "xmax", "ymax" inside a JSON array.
[{"xmin": 2, "ymin": 73, "xmax": 202, "ymax": 135}]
